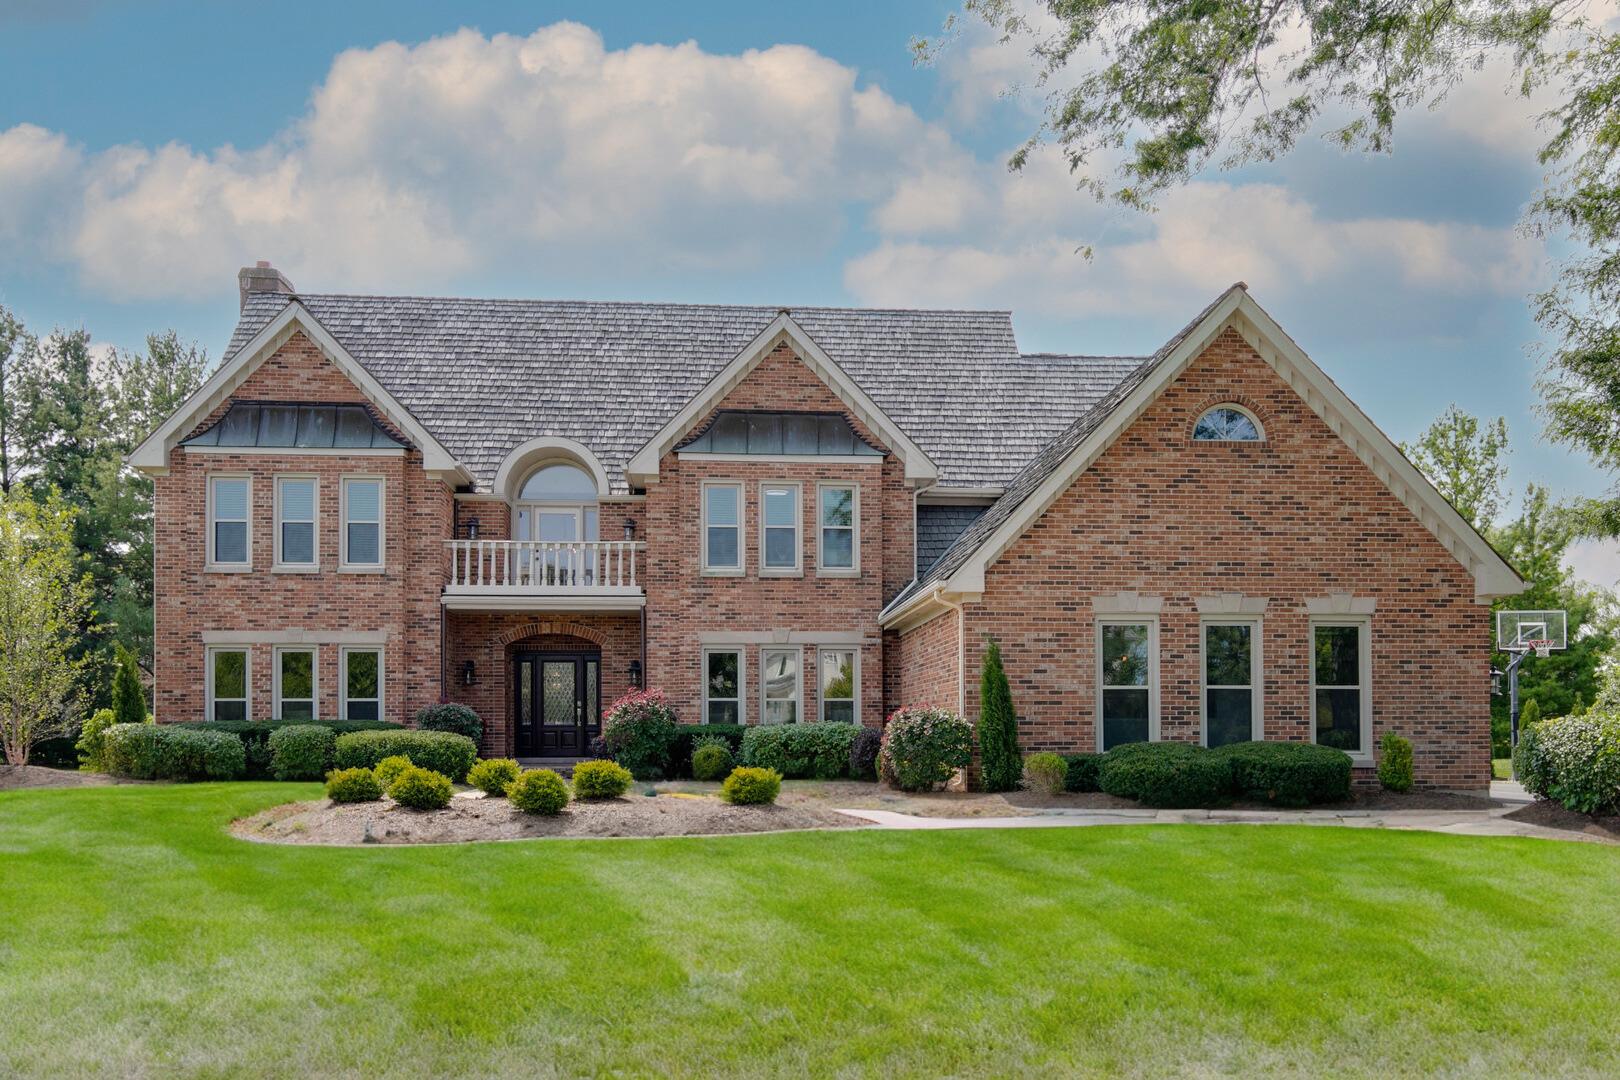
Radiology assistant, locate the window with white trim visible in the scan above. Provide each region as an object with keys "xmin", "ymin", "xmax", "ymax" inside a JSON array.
[
  {"xmin": 762, "ymin": 648, "xmax": 800, "ymax": 725},
  {"xmin": 342, "ymin": 478, "xmax": 383, "ymax": 568},
  {"xmin": 1203, "ymin": 622, "xmax": 1259, "ymax": 748},
  {"xmin": 702, "ymin": 482, "xmax": 742, "ymax": 572},
  {"xmin": 818, "ymin": 485, "xmax": 856, "ymax": 573},
  {"xmin": 208, "ymin": 476, "xmax": 250, "ymax": 568},
  {"xmin": 761, "ymin": 483, "xmax": 800, "ymax": 573},
  {"xmin": 342, "ymin": 648, "xmax": 381, "ymax": 721},
  {"xmin": 275, "ymin": 476, "xmax": 317, "ymax": 568},
  {"xmin": 1313, "ymin": 623, "xmax": 1370, "ymax": 755},
  {"xmin": 1098, "ymin": 621, "xmax": 1155, "ymax": 751},
  {"xmin": 275, "ymin": 647, "xmax": 316, "ymax": 721},
  {"xmin": 1193, "ymin": 406, "xmax": 1261, "ymax": 441},
  {"xmin": 703, "ymin": 649, "xmax": 743, "ymax": 724},
  {"xmin": 208, "ymin": 648, "xmax": 249, "ymax": 722},
  {"xmin": 819, "ymin": 649, "xmax": 856, "ymax": 724}
]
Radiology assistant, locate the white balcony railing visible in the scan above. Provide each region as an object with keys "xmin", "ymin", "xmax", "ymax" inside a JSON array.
[{"xmin": 444, "ymin": 540, "xmax": 643, "ymax": 594}]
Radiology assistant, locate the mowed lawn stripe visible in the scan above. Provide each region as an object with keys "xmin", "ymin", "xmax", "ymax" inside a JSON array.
[{"xmin": 2, "ymin": 783, "xmax": 1618, "ymax": 1078}]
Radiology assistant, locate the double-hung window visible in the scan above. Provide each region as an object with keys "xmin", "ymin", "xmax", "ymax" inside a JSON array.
[
  {"xmin": 702, "ymin": 482, "xmax": 742, "ymax": 572},
  {"xmin": 818, "ymin": 485, "xmax": 856, "ymax": 574},
  {"xmin": 275, "ymin": 477, "xmax": 317, "ymax": 569},
  {"xmin": 704, "ymin": 649, "xmax": 743, "ymax": 724},
  {"xmin": 342, "ymin": 648, "xmax": 381, "ymax": 721},
  {"xmin": 1203, "ymin": 622, "xmax": 1259, "ymax": 748},
  {"xmin": 819, "ymin": 650, "xmax": 856, "ymax": 724},
  {"xmin": 1313, "ymin": 623, "xmax": 1370, "ymax": 756},
  {"xmin": 208, "ymin": 648, "xmax": 249, "ymax": 722},
  {"xmin": 761, "ymin": 483, "xmax": 800, "ymax": 574},
  {"xmin": 762, "ymin": 648, "xmax": 800, "ymax": 724},
  {"xmin": 275, "ymin": 648, "xmax": 316, "ymax": 721},
  {"xmin": 1098, "ymin": 621, "xmax": 1155, "ymax": 751},
  {"xmin": 208, "ymin": 475, "xmax": 250, "ymax": 569},
  {"xmin": 342, "ymin": 478, "xmax": 383, "ymax": 570}
]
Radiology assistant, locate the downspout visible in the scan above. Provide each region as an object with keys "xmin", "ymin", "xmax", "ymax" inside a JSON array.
[{"xmin": 930, "ymin": 586, "xmax": 967, "ymax": 716}]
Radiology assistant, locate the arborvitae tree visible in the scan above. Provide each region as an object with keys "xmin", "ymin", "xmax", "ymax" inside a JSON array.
[
  {"xmin": 977, "ymin": 636, "xmax": 1023, "ymax": 792},
  {"xmin": 1519, "ymin": 698, "xmax": 1540, "ymax": 730},
  {"xmin": 111, "ymin": 643, "xmax": 146, "ymax": 726}
]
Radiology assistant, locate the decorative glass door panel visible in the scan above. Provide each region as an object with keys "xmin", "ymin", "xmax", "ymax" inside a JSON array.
[{"xmin": 514, "ymin": 651, "xmax": 602, "ymax": 757}]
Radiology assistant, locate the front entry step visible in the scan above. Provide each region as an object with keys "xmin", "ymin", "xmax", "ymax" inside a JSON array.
[{"xmin": 515, "ymin": 757, "xmax": 592, "ymax": 775}]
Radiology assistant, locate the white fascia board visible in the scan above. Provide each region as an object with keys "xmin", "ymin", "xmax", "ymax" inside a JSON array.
[
  {"xmin": 127, "ymin": 301, "xmax": 473, "ymax": 486},
  {"xmin": 624, "ymin": 312, "xmax": 939, "ymax": 488}
]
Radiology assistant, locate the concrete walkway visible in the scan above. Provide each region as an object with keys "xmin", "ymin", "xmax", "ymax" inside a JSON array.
[{"xmin": 831, "ymin": 780, "xmax": 1613, "ymax": 845}]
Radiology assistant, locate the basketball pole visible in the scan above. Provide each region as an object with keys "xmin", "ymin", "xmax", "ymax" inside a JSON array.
[{"xmin": 1506, "ymin": 645, "xmax": 1529, "ymax": 766}]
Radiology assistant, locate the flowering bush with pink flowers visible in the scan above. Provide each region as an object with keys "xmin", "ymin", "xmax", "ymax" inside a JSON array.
[
  {"xmin": 878, "ymin": 705, "xmax": 974, "ymax": 791},
  {"xmin": 601, "ymin": 688, "xmax": 680, "ymax": 779}
]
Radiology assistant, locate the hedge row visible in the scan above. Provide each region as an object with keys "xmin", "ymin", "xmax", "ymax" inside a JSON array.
[
  {"xmin": 738, "ymin": 723, "xmax": 860, "ymax": 779},
  {"xmin": 332, "ymin": 730, "xmax": 478, "ymax": 782},
  {"xmin": 164, "ymin": 719, "xmax": 403, "ymax": 779},
  {"xmin": 1515, "ymin": 714, "xmax": 1620, "ymax": 814},
  {"xmin": 103, "ymin": 724, "xmax": 246, "ymax": 781},
  {"xmin": 1083, "ymin": 740, "xmax": 1352, "ymax": 808}
]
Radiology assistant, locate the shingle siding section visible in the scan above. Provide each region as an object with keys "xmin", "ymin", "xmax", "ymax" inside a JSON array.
[
  {"xmin": 225, "ymin": 294, "xmax": 1142, "ymax": 493},
  {"xmin": 916, "ymin": 504, "xmax": 988, "ymax": 577}
]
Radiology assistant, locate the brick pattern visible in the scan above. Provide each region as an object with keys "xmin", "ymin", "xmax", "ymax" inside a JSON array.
[{"xmin": 896, "ymin": 609, "xmax": 960, "ymax": 714}]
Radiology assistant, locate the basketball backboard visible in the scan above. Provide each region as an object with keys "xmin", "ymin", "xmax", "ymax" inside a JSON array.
[{"xmin": 1496, "ymin": 610, "xmax": 1567, "ymax": 655}]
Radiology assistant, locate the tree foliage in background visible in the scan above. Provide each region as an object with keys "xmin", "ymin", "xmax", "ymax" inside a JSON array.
[
  {"xmin": 1400, "ymin": 405, "xmax": 1511, "ymax": 529},
  {"xmin": 977, "ymin": 636, "xmax": 1023, "ymax": 792},
  {"xmin": 0, "ymin": 492, "xmax": 96, "ymax": 765}
]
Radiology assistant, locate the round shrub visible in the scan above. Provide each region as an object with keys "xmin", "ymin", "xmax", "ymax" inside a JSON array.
[
  {"xmin": 1023, "ymin": 752, "xmax": 1068, "ymax": 796},
  {"xmin": 1215, "ymin": 741, "xmax": 1353, "ymax": 807},
  {"xmin": 1377, "ymin": 731, "xmax": 1414, "ymax": 793},
  {"xmin": 721, "ymin": 766, "xmax": 782, "ymax": 804},
  {"xmin": 325, "ymin": 767, "xmax": 383, "ymax": 802},
  {"xmin": 415, "ymin": 701, "xmax": 483, "ymax": 744},
  {"xmin": 571, "ymin": 759, "xmax": 634, "ymax": 799},
  {"xmin": 332, "ymin": 729, "xmax": 478, "ymax": 781},
  {"xmin": 373, "ymin": 755, "xmax": 414, "ymax": 789},
  {"xmin": 388, "ymin": 766, "xmax": 454, "ymax": 810},
  {"xmin": 267, "ymin": 724, "xmax": 337, "ymax": 781},
  {"xmin": 1098, "ymin": 742, "xmax": 1232, "ymax": 808},
  {"xmin": 601, "ymin": 689, "xmax": 679, "ymax": 779},
  {"xmin": 877, "ymin": 706, "xmax": 974, "ymax": 792},
  {"xmin": 1515, "ymin": 713, "xmax": 1620, "ymax": 814},
  {"xmin": 692, "ymin": 742, "xmax": 734, "ymax": 782},
  {"xmin": 508, "ymin": 769, "xmax": 570, "ymax": 814},
  {"xmin": 1062, "ymin": 753, "xmax": 1102, "ymax": 793},
  {"xmin": 849, "ymin": 725, "xmax": 882, "ymax": 781},
  {"xmin": 467, "ymin": 757, "xmax": 521, "ymax": 797}
]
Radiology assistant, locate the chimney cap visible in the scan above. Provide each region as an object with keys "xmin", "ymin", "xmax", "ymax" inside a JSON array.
[
  {"xmin": 238, "ymin": 262, "xmax": 297, "ymax": 311},
  {"xmin": 256, "ymin": 260, "xmax": 271, "ymax": 268}
]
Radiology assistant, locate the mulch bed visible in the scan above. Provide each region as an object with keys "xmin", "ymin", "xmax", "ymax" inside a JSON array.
[
  {"xmin": 1505, "ymin": 800, "xmax": 1620, "ymax": 841},
  {"xmin": 0, "ymin": 765, "xmax": 154, "ymax": 791},
  {"xmin": 234, "ymin": 791, "xmax": 867, "ymax": 845}
]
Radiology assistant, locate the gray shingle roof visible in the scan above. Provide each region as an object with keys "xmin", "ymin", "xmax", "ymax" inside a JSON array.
[
  {"xmin": 225, "ymin": 293, "xmax": 1144, "ymax": 494},
  {"xmin": 889, "ymin": 284, "xmax": 1246, "ymax": 611},
  {"xmin": 916, "ymin": 504, "xmax": 988, "ymax": 577}
]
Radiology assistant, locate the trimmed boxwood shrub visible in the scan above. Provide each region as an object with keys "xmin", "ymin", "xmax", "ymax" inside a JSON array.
[
  {"xmin": 571, "ymin": 759, "xmax": 633, "ymax": 798},
  {"xmin": 388, "ymin": 766, "xmax": 454, "ymax": 809},
  {"xmin": 1061, "ymin": 753, "xmax": 1102, "ymax": 793},
  {"xmin": 1098, "ymin": 742, "xmax": 1231, "ymax": 809},
  {"xmin": 103, "ymin": 724, "xmax": 246, "ymax": 781},
  {"xmin": 878, "ymin": 706, "xmax": 974, "ymax": 792},
  {"xmin": 267, "ymin": 724, "xmax": 337, "ymax": 781},
  {"xmin": 1216, "ymin": 741, "xmax": 1353, "ymax": 807},
  {"xmin": 325, "ymin": 767, "xmax": 383, "ymax": 802},
  {"xmin": 163, "ymin": 720, "xmax": 402, "ymax": 779},
  {"xmin": 509, "ymin": 769, "xmax": 570, "ymax": 814},
  {"xmin": 415, "ymin": 701, "xmax": 483, "ymax": 744},
  {"xmin": 721, "ymin": 766, "xmax": 782, "ymax": 804},
  {"xmin": 601, "ymin": 689, "xmax": 680, "ymax": 779},
  {"xmin": 466, "ymin": 758, "xmax": 521, "ymax": 797},
  {"xmin": 1023, "ymin": 752, "xmax": 1068, "ymax": 796},
  {"xmin": 667, "ymin": 724, "xmax": 748, "ymax": 778},
  {"xmin": 1377, "ymin": 732, "xmax": 1414, "ymax": 793},
  {"xmin": 373, "ymin": 755, "xmax": 414, "ymax": 789},
  {"xmin": 849, "ymin": 726, "xmax": 882, "ymax": 781},
  {"xmin": 739, "ymin": 723, "xmax": 859, "ymax": 779},
  {"xmin": 691, "ymin": 742, "xmax": 734, "ymax": 782},
  {"xmin": 333, "ymin": 730, "xmax": 478, "ymax": 781}
]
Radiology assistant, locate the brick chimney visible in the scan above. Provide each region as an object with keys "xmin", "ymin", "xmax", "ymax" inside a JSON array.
[{"xmin": 238, "ymin": 260, "xmax": 296, "ymax": 310}]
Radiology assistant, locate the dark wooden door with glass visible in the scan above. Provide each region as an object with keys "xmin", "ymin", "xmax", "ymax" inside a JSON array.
[{"xmin": 514, "ymin": 652, "xmax": 600, "ymax": 757}]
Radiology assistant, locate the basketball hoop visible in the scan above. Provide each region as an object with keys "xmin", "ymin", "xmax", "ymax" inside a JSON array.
[{"xmin": 1528, "ymin": 639, "xmax": 1553, "ymax": 659}]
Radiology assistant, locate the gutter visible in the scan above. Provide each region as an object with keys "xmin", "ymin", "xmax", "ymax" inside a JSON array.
[{"xmin": 929, "ymin": 586, "xmax": 967, "ymax": 717}]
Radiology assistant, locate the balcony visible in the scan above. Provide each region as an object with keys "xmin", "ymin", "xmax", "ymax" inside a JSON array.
[{"xmin": 442, "ymin": 540, "xmax": 646, "ymax": 611}]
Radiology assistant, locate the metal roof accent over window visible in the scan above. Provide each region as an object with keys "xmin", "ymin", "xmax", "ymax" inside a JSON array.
[
  {"xmin": 181, "ymin": 402, "xmax": 409, "ymax": 450},
  {"xmin": 676, "ymin": 411, "xmax": 885, "ymax": 457}
]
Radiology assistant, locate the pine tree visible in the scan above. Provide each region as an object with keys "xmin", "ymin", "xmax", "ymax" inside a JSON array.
[
  {"xmin": 977, "ymin": 636, "xmax": 1022, "ymax": 792},
  {"xmin": 111, "ymin": 643, "xmax": 146, "ymax": 726}
]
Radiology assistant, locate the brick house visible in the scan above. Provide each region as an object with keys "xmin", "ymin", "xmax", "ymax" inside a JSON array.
[{"xmin": 130, "ymin": 267, "xmax": 1522, "ymax": 789}]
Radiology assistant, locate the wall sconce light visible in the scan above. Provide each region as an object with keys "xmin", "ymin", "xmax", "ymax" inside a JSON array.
[
  {"xmin": 623, "ymin": 517, "xmax": 637, "ymax": 542},
  {"xmin": 628, "ymin": 659, "xmax": 642, "ymax": 688},
  {"xmin": 1491, "ymin": 668, "xmax": 1504, "ymax": 696},
  {"xmin": 466, "ymin": 517, "xmax": 480, "ymax": 541},
  {"xmin": 460, "ymin": 660, "xmax": 477, "ymax": 687}
]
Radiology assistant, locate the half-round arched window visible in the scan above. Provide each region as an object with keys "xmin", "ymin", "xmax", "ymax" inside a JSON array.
[
  {"xmin": 1193, "ymin": 406, "xmax": 1261, "ymax": 442},
  {"xmin": 519, "ymin": 463, "xmax": 598, "ymax": 501},
  {"xmin": 515, "ymin": 463, "xmax": 599, "ymax": 542}
]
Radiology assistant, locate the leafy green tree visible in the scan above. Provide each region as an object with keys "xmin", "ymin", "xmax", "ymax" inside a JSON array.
[
  {"xmin": 0, "ymin": 491, "xmax": 96, "ymax": 765},
  {"xmin": 0, "ymin": 306, "xmax": 32, "ymax": 496},
  {"xmin": 1400, "ymin": 406, "xmax": 1511, "ymax": 529},
  {"xmin": 977, "ymin": 636, "xmax": 1023, "ymax": 792},
  {"xmin": 111, "ymin": 643, "xmax": 146, "ymax": 726}
]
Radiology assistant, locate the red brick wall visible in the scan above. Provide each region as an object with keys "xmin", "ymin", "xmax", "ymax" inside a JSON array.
[
  {"xmin": 896, "ymin": 608, "xmax": 960, "ymax": 715},
  {"xmin": 951, "ymin": 328, "xmax": 1490, "ymax": 789},
  {"xmin": 153, "ymin": 331, "xmax": 451, "ymax": 725}
]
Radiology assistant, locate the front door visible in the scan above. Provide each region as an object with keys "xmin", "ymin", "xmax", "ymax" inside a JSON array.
[{"xmin": 514, "ymin": 651, "xmax": 601, "ymax": 757}]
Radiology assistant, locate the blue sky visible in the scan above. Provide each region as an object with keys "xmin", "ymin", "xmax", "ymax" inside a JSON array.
[{"xmin": 2, "ymin": 0, "xmax": 1614, "ymax": 575}]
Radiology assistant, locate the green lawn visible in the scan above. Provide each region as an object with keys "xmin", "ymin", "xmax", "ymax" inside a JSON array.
[
  {"xmin": 1493, "ymin": 758, "xmax": 1514, "ymax": 780},
  {"xmin": 3, "ymin": 785, "xmax": 1620, "ymax": 1078}
]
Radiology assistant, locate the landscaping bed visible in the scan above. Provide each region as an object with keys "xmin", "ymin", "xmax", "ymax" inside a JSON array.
[
  {"xmin": 0, "ymin": 764, "xmax": 153, "ymax": 791},
  {"xmin": 1506, "ymin": 799, "xmax": 1620, "ymax": 841},
  {"xmin": 234, "ymin": 789, "xmax": 865, "ymax": 844}
]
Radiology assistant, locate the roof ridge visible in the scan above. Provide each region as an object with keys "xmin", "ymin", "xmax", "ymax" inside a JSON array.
[{"xmin": 264, "ymin": 292, "xmax": 1016, "ymax": 317}]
